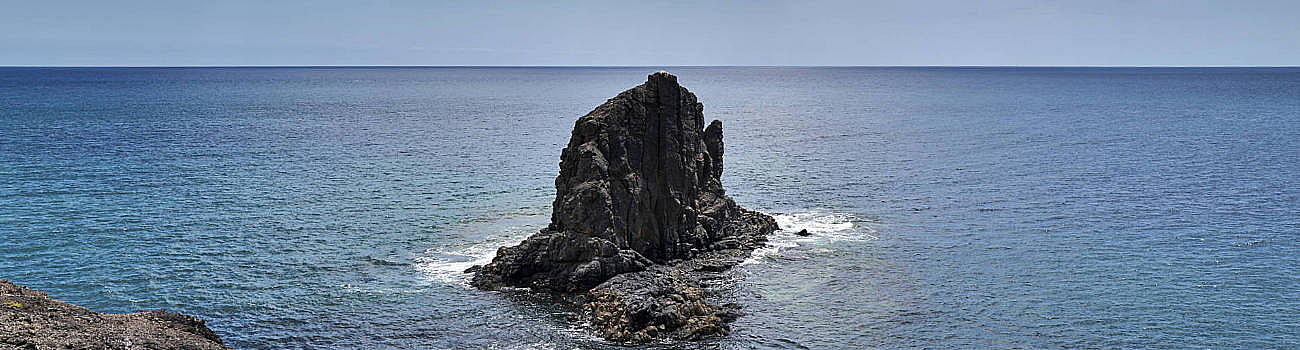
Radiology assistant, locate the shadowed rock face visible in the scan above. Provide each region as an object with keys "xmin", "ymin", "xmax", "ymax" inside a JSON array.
[
  {"xmin": 0, "ymin": 279, "xmax": 229, "ymax": 350},
  {"xmin": 469, "ymin": 71, "xmax": 778, "ymax": 342}
]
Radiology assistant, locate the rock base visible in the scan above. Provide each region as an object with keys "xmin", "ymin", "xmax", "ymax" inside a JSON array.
[
  {"xmin": 582, "ymin": 208, "xmax": 773, "ymax": 342},
  {"xmin": 585, "ymin": 267, "xmax": 733, "ymax": 342}
]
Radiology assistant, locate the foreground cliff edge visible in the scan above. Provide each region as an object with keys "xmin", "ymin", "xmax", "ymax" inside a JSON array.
[
  {"xmin": 0, "ymin": 280, "xmax": 229, "ymax": 349},
  {"xmin": 467, "ymin": 71, "xmax": 779, "ymax": 342}
]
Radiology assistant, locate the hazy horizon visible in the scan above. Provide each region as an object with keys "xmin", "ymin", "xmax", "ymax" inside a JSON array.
[
  {"xmin": 4, "ymin": 0, "xmax": 1299, "ymax": 67},
  {"xmin": 4, "ymin": 65, "xmax": 1300, "ymax": 68}
]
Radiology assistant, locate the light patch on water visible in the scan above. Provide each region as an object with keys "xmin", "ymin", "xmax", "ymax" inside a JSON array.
[{"xmin": 744, "ymin": 211, "xmax": 875, "ymax": 265}]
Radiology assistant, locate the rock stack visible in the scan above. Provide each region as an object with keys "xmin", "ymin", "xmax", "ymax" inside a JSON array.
[{"xmin": 469, "ymin": 71, "xmax": 778, "ymax": 342}]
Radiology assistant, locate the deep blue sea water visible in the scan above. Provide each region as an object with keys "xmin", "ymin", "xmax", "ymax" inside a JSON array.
[{"xmin": 1, "ymin": 67, "xmax": 1297, "ymax": 349}]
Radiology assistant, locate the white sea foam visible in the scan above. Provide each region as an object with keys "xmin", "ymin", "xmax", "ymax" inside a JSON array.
[
  {"xmin": 414, "ymin": 243, "xmax": 505, "ymax": 286},
  {"xmin": 414, "ymin": 215, "xmax": 542, "ymax": 286},
  {"xmin": 743, "ymin": 210, "xmax": 875, "ymax": 265},
  {"xmin": 419, "ymin": 211, "xmax": 872, "ymax": 284}
]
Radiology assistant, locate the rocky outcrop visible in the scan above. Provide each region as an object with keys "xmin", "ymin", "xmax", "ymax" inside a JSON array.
[
  {"xmin": 469, "ymin": 71, "xmax": 778, "ymax": 342},
  {"xmin": 0, "ymin": 279, "xmax": 229, "ymax": 350},
  {"xmin": 584, "ymin": 267, "xmax": 737, "ymax": 342}
]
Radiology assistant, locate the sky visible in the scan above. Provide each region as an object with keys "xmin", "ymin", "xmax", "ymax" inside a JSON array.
[{"xmin": 2, "ymin": 0, "xmax": 1297, "ymax": 66}]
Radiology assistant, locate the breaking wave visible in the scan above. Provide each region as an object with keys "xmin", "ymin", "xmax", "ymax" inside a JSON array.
[
  {"xmin": 414, "ymin": 215, "xmax": 543, "ymax": 286},
  {"xmin": 744, "ymin": 210, "xmax": 875, "ymax": 265},
  {"xmin": 417, "ymin": 211, "xmax": 873, "ymax": 283}
]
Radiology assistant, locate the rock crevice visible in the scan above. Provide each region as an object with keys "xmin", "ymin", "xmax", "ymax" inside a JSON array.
[{"xmin": 470, "ymin": 71, "xmax": 778, "ymax": 341}]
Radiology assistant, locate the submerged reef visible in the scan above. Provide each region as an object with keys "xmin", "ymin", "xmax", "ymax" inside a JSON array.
[
  {"xmin": 0, "ymin": 279, "xmax": 228, "ymax": 349},
  {"xmin": 469, "ymin": 71, "xmax": 778, "ymax": 342}
]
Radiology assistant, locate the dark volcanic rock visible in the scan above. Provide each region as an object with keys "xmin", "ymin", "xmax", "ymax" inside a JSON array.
[
  {"xmin": 468, "ymin": 228, "xmax": 654, "ymax": 292},
  {"xmin": 471, "ymin": 71, "xmax": 777, "ymax": 293},
  {"xmin": 584, "ymin": 267, "xmax": 732, "ymax": 342},
  {"xmin": 469, "ymin": 71, "xmax": 778, "ymax": 342},
  {"xmin": 0, "ymin": 279, "xmax": 229, "ymax": 350},
  {"xmin": 796, "ymin": 229, "xmax": 811, "ymax": 236}
]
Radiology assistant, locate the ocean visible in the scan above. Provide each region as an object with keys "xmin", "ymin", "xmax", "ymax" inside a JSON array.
[{"xmin": 1, "ymin": 67, "xmax": 1297, "ymax": 349}]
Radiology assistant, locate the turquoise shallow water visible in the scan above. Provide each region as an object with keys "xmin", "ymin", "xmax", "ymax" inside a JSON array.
[{"xmin": 1, "ymin": 67, "xmax": 1298, "ymax": 349}]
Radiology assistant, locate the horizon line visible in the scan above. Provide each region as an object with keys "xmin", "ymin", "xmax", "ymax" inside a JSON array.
[{"xmin": 2, "ymin": 65, "xmax": 1298, "ymax": 69}]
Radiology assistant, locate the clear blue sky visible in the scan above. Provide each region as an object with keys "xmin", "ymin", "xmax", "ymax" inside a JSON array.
[{"xmin": 3, "ymin": 0, "xmax": 1297, "ymax": 66}]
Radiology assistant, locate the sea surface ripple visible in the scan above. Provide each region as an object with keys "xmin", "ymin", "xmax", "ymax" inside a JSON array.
[{"xmin": 1, "ymin": 67, "xmax": 1297, "ymax": 349}]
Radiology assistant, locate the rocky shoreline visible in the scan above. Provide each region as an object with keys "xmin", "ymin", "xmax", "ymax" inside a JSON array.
[
  {"xmin": 0, "ymin": 279, "xmax": 228, "ymax": 350},
  {"xmin": 468, "ymin": 71, "xmax": 779, "ymax": 342}
]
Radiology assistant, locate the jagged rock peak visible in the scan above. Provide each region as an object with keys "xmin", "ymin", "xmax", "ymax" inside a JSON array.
[
  {"xmin": 549, "ymin": 70, "xmax": 729, "ymax": 261},
  {"xmin": 470, "ymin": 71, "xmax": 776, "ymax": 293}
]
